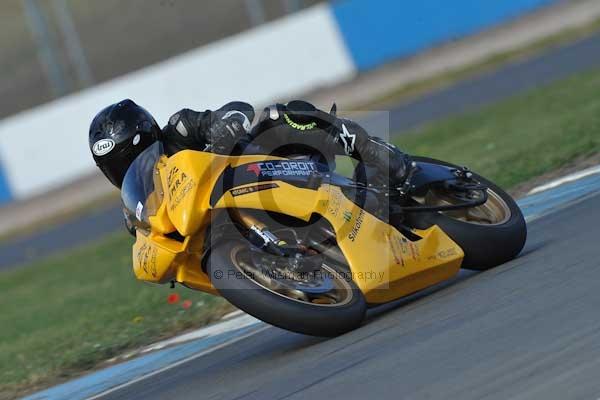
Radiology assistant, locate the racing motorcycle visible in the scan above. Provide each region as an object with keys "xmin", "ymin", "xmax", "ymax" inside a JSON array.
[{"xmin": 123, "ymin": 141, "xmax": 526, "ymax": 337}]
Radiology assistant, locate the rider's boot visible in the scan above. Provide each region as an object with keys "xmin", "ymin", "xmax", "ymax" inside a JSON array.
[{"xmin": 337, "ymin": 119, "xmax": 411, "ymax": 188}]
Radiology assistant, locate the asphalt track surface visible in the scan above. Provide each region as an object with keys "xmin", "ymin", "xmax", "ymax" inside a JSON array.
[
  {"xmin": 3, "ymin": 31, "xmax": 600, "ymax": 270},
  {"xmin": 96, "ymin": 193, "xmax": 600, "ymax": 400}
]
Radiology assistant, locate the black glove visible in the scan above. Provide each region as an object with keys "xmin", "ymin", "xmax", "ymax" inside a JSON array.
[{"xmin": 207, "ymin": 118, "xmax": 247, "ymax": 154}]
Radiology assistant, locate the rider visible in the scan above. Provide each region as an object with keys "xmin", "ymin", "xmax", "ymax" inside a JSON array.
[{"xmin": 89, "ymin": 99, "xmax": 410, "ymax": 190}]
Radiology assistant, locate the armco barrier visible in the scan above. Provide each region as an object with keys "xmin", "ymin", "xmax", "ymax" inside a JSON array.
[{"xmin": 331, "ymin": 0, "xmax": 557, "ymax": 71}]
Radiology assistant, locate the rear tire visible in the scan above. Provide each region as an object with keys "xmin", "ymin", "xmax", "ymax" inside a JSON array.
[
  {"xmin": 406, "ymin": 157, "xmax": 527, "ymax": 271},
  {"xmin": 207, "ymin": 240, "xmax": 366, "ymax": 337}
]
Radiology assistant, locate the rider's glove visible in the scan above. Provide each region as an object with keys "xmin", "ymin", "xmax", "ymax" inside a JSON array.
[{"xmin": 208, "ymin": 117, "xmax": 247, "ymax": 154}]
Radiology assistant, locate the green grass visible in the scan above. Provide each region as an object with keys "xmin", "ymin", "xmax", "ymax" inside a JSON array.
[
  {"xmin": 0, "ymin": 232, "xmax": 233, "ymax": 399},
  {"xmin": 393, "ymin": 67, "xmax": 600, "ymax": 189}
]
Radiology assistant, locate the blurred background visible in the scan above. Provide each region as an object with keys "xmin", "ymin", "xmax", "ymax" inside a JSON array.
[
  {"xmin": 2, "ymin": 0, "xmax": 328, "ymax": 117},
  {"xmin": 3, "ymin": 0, "xmax": 600, "ymax": 398}
]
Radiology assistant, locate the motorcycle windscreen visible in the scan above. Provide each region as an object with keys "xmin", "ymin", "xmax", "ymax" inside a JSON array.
[{"xmin": 121, "ymin": 142, "xmax": 165, "ymax": 231}]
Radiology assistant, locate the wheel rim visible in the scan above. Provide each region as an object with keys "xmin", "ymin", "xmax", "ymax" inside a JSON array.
[
  {"xmin": 419, "ymin": 188, "xmax": 512, "ymax": 226},
  {"xmin": 229, "ymin": 245, "xmax": 355, "ymax": 307}
]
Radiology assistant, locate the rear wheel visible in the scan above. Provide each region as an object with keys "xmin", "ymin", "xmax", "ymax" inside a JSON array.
[
  {"xmin": 406, "ymin": 157, "xmax": 527, "ymax": 270},
  {"xmin": 207, "ymin": 240, "xmax": 366, "ymax": 337}
]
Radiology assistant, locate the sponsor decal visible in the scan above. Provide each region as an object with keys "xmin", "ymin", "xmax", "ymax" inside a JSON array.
[
  {"xmin": 135, "ymin": 201, "xmax": 144, "ymax": 221},
  {"xmin": 245, "ymin": 160, "xmax": 317, "ymax": 178},
  {"xmin": 246, "ymin": 163, "xmax": 262, "ymax": 176},
  {"xmin": 137, "ymin": 243, "xmax": 158, "ymax": 278},
  {"xmin": 167, "ymin": 166, "xmax": 188, "ymax": 198},
  {"xmin": 388, "ymin": 235, "xmax": 421, "ymax": 263},
  {"xmin": 343, "ymin": 210, "xmax": 353, "ymax": 222},
  {"xmin": 170, "ymin": 180, "xmax": 194, "ymax": 211},
  {"xmin": 230, "ymin": 183, "xmax": 279, "ymax": 197},
  {"xmin": 348, "ymin": 209, "xmax": 365, "ymax": 241},
  {"xmin": 92, "ymin": 139, "xmax": 115, "ymax": 156},
  {"xmin": 284, "ymin": 113, "xmax": 317, "ymax": 131},
  {"xmin": 387, "ymin": 233, "xmax": 405, "ymax": 267},
  {"xmin": 401, "ymin": 237, "xmax": 420, "ymax": 261},
  {"xmin": 327, "ymin": 191, "xmax": 342, "ymax": 217},
  {"xmin": 438, "ymin": 248, "xmax": 458, "ymax": 259},
  {"xmin": 400, "ymin": 237, "xmax": 409, "ymax": 254},
  {"xmin": 339, "ymin": 124, "xmax": 356, "ymax": 155},
  {"xmin": 167, "ymin": 166, "xmax": 195, "ymax": 211}
]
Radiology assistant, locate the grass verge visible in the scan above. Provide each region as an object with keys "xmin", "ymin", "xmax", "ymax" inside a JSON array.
[
  {"xmin": 0, "ymin": 232, "xmax": 233, "ymax": 399},
  {"xmin": 393, "ymin": 67, "xmax": 600, "ymax": 189}
]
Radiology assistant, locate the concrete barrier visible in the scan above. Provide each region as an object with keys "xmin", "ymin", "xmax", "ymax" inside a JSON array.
[{"xmin": 0, "ymin": 4, "xmax": 353, "ymax": 201}]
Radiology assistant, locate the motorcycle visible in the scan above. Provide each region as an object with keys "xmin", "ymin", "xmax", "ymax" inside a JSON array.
[{"xmin": 122, "ymin": 141, "xmax": 526, "ymax": 337}]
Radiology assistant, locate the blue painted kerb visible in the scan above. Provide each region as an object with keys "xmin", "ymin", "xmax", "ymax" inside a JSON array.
[{"xmin": 23, "ymin": 323, "xmax": 263, "ymax": 400}]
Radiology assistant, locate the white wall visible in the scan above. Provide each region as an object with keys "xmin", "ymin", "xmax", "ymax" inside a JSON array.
[{"xmin": 0, "ymin": 4, "xmax": 355, "ymax": 199}]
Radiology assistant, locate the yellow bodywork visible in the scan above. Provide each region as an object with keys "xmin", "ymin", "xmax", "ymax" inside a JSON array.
[{"xmin": 132, "ymin": 150, "xmax": 464, "ymax": 304}]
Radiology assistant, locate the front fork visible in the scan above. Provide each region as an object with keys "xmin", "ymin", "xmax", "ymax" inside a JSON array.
[
  {"xmin": 234, "ymin": 211, "xmax": 289, "ymax": 256},
  {"xmin": 227, "ymin": 209, "xmax": 339, "ymax": 275}
]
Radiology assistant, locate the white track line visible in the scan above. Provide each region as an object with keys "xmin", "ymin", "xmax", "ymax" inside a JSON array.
[
  {"xmin": 139, "ymin": 313, "xmax": 257, "ymax": 353},
  {"xmin": 86, "ymin": 325, "xmax": 269, "ymax": 400},
  {"xmin": 528, "ymin": 165, "xmax": 600, "ymax": 195}
]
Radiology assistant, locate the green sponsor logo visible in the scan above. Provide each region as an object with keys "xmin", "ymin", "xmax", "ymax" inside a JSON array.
[
  {"xmin": 343, "ymin": 210, "xmax": 352, "ymax": 222},
  {"xmin": 284, "ymin": 114, "xmax": 317, "ymax": 131}
]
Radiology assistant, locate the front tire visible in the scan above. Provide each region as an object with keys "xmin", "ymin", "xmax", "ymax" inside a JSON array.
[
  {"xmin": 207, "ymin": 240, "xmax": 366, "ymax": 337},
  {"xmin": 406, "ymin": 157, "xmax": 527, "ymax": 271}
]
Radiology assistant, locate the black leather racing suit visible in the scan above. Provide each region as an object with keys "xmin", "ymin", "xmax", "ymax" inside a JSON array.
[{"xmin": 161, "ymin": 100, "xmax": 409, "ymax": 186}]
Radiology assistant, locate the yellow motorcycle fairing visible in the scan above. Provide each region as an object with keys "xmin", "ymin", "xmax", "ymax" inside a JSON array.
[{"xmin": 132, "ymin": 150, "xmax": 464, "ymax": 304}]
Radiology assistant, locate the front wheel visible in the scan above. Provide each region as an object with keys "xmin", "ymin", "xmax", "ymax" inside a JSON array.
[
  {"xmin": 207, "ymin": 240, "xmax": 366, "ymax": 337},
  {"xmin": 406, "ymin": 156, "xmax": 527, "ymax": 271}
]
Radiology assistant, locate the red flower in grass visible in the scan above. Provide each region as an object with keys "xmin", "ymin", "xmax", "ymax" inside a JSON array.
[
  {"xmin": 167, "ymin": 293, "xmax": 180, "ymax": 304},
  {"xmin": 182, "ymin": 300, "xmax": 192, "ymax": 309}
]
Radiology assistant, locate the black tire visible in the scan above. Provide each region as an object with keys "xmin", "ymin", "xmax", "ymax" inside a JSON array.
[
  {"xmin": 207, "ymin": 240, "xmax": 367, "ymax": 337},
  {"xmin": 405, "ymin": 156, "xmax": 527, "ymax": 271}
]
